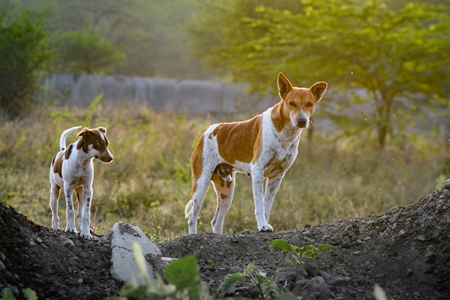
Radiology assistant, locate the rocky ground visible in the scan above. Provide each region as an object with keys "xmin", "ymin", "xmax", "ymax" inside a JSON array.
[{"xmin": 1, "ymin": 181, "xmax": 450, "ymax": 299}]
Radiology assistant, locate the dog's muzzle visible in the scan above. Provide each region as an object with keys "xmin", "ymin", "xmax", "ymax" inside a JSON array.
[
  {"xmin": 98, "ymin": 154, "xmax": 114, "ymax": 163},
  {"xmin": 296, "ymin": 117, "xmax": 309, "ymax": 128}
]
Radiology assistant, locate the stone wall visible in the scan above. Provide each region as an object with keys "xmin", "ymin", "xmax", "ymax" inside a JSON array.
[{"xmin": 43, "ymin": 74, "xmax": 278, "ymax": 115}]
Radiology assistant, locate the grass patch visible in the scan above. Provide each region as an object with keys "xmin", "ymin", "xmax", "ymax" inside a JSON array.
[{"xmin": 0, "ymin": 105, "xmax": 447, "ymax": 242}]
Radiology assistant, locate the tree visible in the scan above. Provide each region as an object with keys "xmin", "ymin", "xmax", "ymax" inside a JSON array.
[
  {"xmin": 189, "ymin": 0, "xmax": 450, "ymax": 149},
  {"xmin": 50, "ymin": 27, "xmax": 125, "ymax": 75},
  {"xmin": 0, "ymin": 11, "xmax": 51, "ymax": 119}
]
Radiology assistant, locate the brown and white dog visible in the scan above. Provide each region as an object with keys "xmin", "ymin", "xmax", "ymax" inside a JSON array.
[
  {"xmin": 49, "ymin": 126, "xmax": 113, "ymax": 238},
  {"xmin": 185, "ymin": 73, "xmax": 328, "ymax": 234}
]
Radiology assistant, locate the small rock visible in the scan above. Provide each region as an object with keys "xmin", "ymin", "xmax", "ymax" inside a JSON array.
[
  {"xmin": 60, "ymin": 237, "xmax": 75, "ymax": 248},
  {"xmin": 320, "ymin": 271, "xmax": 349, "ymax": 286},
  {"xmin": 444, "ymin": 178, "xmax": 450, "ymax": 189},
  {"xmin": 299, "ymin": 276, "xmax": 332, "ymax": 300},
  {"xmin": 29, "ymin": 240, "xmax": 37, "ymax": 246},
  {"xmin": 0, "ymin": 260, "xmax": 6, "ymax": 271},
  {"xmin": 304, "ymin": 262, "xmax": 320, "ymax": 277},
  {"xmin": 416, "ymin": 235, "xmax": 426, "ymax": 241},
  {"xmin": 77, "ymin": 278, "xmax": 83, "ymax": 284}
]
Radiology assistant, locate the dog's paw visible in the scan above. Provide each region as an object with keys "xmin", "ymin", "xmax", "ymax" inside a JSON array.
[
  {"xmin": 80, "ymin": 232, "xmax": 92, "ymax": 239},
  {"xmin": 258, "ymin": 224, "xmax": 273, "ymax": 232},
  {"xmin": 65, "ymin": 227, "xmax": 78, "ymax": 234}
]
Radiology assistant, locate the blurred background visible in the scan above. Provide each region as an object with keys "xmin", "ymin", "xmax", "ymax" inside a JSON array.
[{"xmin": 0, "ymin": 0, "xmax": 449, "ymax": 241}]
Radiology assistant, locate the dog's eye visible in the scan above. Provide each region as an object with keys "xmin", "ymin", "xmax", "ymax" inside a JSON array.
[
  {"xmin": 306, "ymin": 102, "xmax": 313, "ymax": 107},
  {"xmin": 289, "ymin": 102, "xmax": 297, "ymax": 107}
]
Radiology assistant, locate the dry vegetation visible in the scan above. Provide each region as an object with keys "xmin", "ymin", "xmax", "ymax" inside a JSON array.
[{"xmin": 1, "ymin": 104, "xmax": 447, "ymax": 242}]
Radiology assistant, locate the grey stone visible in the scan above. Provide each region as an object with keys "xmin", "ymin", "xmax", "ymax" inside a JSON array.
[
  {"xmin": 110, "ymin": 222, "xmax": 162, "ymax": 284},
  {"xmin": 60, "ymin": 236, "xmax": 75, "ymax": 248},
  {"xmin": 0, "ymin": 260, "xmax": 6, "ymax": 271},
  {"xmin": 296, "ymin": 276, "xmax": 332, "ymax": 300}
]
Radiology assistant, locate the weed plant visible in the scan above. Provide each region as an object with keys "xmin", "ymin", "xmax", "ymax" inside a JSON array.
[{"xmin": 0, "ymin": 103, "xmax": 447, "ymax": 242}]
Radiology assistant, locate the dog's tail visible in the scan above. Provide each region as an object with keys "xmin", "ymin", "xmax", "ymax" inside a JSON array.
[
  {"xmin": 59, "ymin": 126, "xmax": 82, "ymax": 150},
  {"xmin": 185, "ymin": 199, "xmax": 193, "ymax": 219}
]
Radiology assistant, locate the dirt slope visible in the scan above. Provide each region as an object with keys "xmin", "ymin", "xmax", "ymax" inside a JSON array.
[{"xmin": 1, "ymin": 183, "xmax": 450, "ymax": 299}]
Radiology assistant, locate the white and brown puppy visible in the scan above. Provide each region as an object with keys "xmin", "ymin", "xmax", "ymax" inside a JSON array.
[
  {"xmin": 49, "ymin": 126, "xmax": 113, "ymax": 238},
  {"xmin": 185, "ymin": 73, "xmax": 327, "ymax": 234}
]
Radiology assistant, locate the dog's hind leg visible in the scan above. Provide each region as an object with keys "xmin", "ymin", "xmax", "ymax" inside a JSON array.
[
  {"xmin": 50, "ymin": 184, "xmax": 61, "ymax": 230},
  {"xmin": 187, "ymin": 175, "xmax": 211, "ymax": 234},
  {"xmin": 211, "ymin": 172, "xmax": 236, "ymax": 234}
]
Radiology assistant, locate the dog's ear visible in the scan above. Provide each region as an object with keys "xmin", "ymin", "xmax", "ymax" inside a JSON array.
[
  {"xmin": 97, "ymin": 126, "xmax": 107, "ymax": 134},
  {"xmin": 277, "ymin": 72, "xmax": 293, "ymax": 100},
  {"xmin": 77, "ymin": 127, "xmax": 91, "ymax": 137},
  {"xmin": 309, "ymin": 81, "xmax": 328, "ymax": 103}
]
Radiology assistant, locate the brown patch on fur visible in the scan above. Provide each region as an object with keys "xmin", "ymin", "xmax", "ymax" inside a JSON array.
[
  {"xmin": 52, "ymin": 152, "xmax": 64, "ymax": 178},
  {"xmin": 220, "ymin": 193, "xmax": 228, "ymax": 199},
  {"xmin": 191, "ymin": 134, "xmax": 205, "ymax": 194},
  {"xmin": 270, "ymin": 101, "xmax": 290, "ymax": 132},
  {"xmin": 214, "ymin": 115, "xmax": 262, "ymax": 164},
  {"xmin": 214, "ymin": 163, "xmax": 233, "ymax": 180},
  {"xmin": 264, "ymin": 154, "xmax": 292, "ymax": 178},
  {"xmin": 65, "ymin": 144, "xmax": 73, "ymax": 160}
]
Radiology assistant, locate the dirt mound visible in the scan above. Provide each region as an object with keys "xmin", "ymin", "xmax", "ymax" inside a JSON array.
[{"xmin": 1, "ymin": 183, "xmax": 450, "ymax": 299}]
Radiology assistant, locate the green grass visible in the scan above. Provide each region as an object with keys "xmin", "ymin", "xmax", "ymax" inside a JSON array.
[{"xmin": 0, "ymin": 104, "xmax": 448, "ymax": 242}]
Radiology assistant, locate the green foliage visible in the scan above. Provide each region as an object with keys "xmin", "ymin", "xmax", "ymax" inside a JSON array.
[
  {"xmin": 189, "ymin": 0, "xmax": 450, "ymax": 149},
  {"xmin": 0, "ymin": 10, "xmax": 51, "ymax": 119},
  {"xmin": 50, "ymin": 27, "xmax": 125, "ymax": 74},
  {"xmin": 218, "ymin": 261, "xmax": 295, "ymax": 299},
  {"xmin": 269, "ymin": 239, "xmax": 333, "ymax": 266},
  {"xmin": 164, "ymin": 255, "xmax": 204, "ymax": 300},
  {"xmin": 84, "ymin": 93, "xmax": 104, "ymax": 127},
  {"xmin": 110, "ymin": 243, "xmax": 211, "ymax": 300},
  {"xmin": 0, "ymin": 288, "xmax": 37, "ymax": 300}
]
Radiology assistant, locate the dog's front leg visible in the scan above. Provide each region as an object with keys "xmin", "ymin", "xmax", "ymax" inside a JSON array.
[
  {"xmin": 251, "ymin": 170, "xmax": 273, "ymax": 232},
  {"xmin": 80, "ymin": 185, "xmax": 93, "ymax": 239},
  {"xmin": 64, "ymin": 185, "xmax": 77, "ymax": 234},
  {"xmin": 264, "ymin": 174, "xmax": 284, "ymax": 222},
  {"xmin": 75, "ymin": 186, "xmax": 84, "ymax": 230}
]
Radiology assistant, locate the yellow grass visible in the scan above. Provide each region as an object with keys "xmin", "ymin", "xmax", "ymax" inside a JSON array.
[{"xmin": 0, "ymin": 105, "xmax": 447, "ymax": 242}]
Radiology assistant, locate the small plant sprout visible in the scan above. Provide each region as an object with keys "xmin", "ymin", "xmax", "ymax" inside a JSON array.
[
  {"xmin": 218, "ymin": 261, "xmax": 295, "ymax": 300},
  {"xmin": 206, "ymin": 260, "xmax": 216, "ymax": 271},
  {"xmin": 268, "ymin": 239, "xmax": 333, "ymax": 266}
]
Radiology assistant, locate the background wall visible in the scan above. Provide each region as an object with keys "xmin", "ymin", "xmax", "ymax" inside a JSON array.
[{"xmin": 44, "ymin": 74, "xmax": 279, "ymax": 115}]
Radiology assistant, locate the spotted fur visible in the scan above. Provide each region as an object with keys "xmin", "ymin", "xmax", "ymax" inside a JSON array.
[
  {"xmin": 185, "ymin": 73, "xmax": 328, "ymax": 234},
  {"xmin": 49, "ymin": 126, "xmax": 114, "ymax": 239}
]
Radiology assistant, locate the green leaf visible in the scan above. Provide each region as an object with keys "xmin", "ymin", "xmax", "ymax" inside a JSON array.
[
  {"xmin": 1, "ymin": 289, "xmax": 14, "ymax": 300},
  {"xmin": 164, "ymin": 255, "xmax": 202, "ymax": 300},
  {"xmin": 318, "ymin": 244, "xmax": 334, "ymax": 252},
  {"xmin": 275, "ymin": 292, "xmax": 297, "ymax": 300},
  {"xmin": 21, "ymin": 289, "xmax": 37, "ymax": 300},
  {"xmin": 268, "ymin": 239, "xmax": 292, "ymax": 252},
  {"xmin": 120, "ymin": 284, "xmax": 148, "ymax": 300},
  {"xmin": 218, "ymin": 272, "xmax": 247, "ymax": 298}
]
